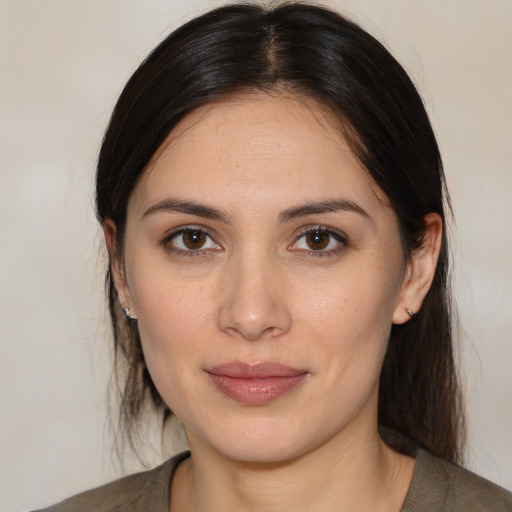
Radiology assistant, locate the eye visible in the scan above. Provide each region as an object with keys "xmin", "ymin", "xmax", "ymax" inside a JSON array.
[
  {"xmin": 164, "ymin": 227, "xmax": 221, "ymax": 254},
  {"xmin": 291, "ymin": 227, "xmax": 347, "ymax": 254}
]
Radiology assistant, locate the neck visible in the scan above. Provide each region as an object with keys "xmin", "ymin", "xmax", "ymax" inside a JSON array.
[{"xmin": 171, "ymin": 422, "xmax": 415, "ymax": 512}]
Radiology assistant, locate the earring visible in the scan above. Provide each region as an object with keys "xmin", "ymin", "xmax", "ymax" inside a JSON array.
[
  {"xmin": 120, "ymin": 299, "xmax": 137, "ymax": 320},
  {"xmin": 405, "ymin": 307, "xmax": 414, "ymax": 318}
]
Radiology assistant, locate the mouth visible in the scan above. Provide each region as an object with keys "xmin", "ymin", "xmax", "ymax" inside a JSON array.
[{"xmin": 206, "ymin": 362, "xmax": 308, "ymax": 406}]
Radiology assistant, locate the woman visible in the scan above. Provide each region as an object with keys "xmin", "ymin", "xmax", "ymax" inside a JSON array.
[{"xmin": 37, "ymin": 2, "xmax": 512, "ymax": 511}]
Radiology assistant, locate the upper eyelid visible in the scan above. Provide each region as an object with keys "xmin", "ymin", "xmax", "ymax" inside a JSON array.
[
  {"xmin": 287, "ymin": 226, "xmax": 348, "ymax": 257},
  {"xmin": 161, "ymin": 225, "xmax": 222, "ymax": 249},
  {"xmin": 160, "ymin": 226, "xmax": 223, "ymax": 258},
  {"xmin": 294, "ymin": 225, "xmax": 348, "ymax": 241},
  {"xmin": 160, "ymin": 224, "xmax": 347, "ymax": 249},
  {"xmin": 163, "ymin": 224, "xmax": 217, "ymax": 240}
]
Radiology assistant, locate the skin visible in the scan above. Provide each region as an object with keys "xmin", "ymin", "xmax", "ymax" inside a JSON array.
[{"xmin": 105, "ymin": 93, "xmax": 442, "ymax": 512}]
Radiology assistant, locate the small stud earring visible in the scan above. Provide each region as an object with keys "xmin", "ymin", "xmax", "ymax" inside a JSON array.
[
  {"xmin": 405, "ymin": 307, "xmax": 414, "ymax": 318},
  {"xmin": 120, "ymin": 299, "xmax": 137, "ymax": 320}
]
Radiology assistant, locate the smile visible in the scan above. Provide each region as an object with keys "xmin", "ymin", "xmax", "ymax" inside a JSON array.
[{"xmin": 206, "ymin": 362, "xmax": 308, "ymax": 406}]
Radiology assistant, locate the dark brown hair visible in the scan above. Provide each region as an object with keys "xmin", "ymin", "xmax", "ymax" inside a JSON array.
[{"xmin": 96, "ymin": 2, "xmax": 465, "ymax": 462}]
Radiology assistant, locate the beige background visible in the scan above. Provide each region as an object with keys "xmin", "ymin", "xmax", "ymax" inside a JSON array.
[{"xmin": 1, "ymin": 1, "xmax": 511, "ymax": 510}]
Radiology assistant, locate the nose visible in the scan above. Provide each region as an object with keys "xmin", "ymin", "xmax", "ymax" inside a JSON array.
[{"xmin": 216, "ymin": 253, "xmax": 292, "ymax": 342}]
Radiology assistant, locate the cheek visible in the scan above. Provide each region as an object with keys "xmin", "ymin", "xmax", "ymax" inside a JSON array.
[
  {"xmin": 137, "ymin": 280, "xmax": 212, "ymax": 344},
  {"xmin": 127, "ymin": 241, "xmax": 214, "ymax": 328},
  {"xmin": 126, "ymin": 262, "xmax": 217, "ymax": 385},
  {"xmin": 132, "ymin": 288, "xmax": 212, "ymax": 418},
  {"xmin": 293, "ymin": 263, "xmax": 399, "ymax": 388},
  {"xmin": 293, "ymin": 261, "xmax": 399, "ymax": 340}
]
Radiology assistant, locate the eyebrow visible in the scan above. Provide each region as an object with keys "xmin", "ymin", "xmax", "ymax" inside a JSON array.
[
  {"xmin": 278, "ymin": 198, "xmax": 371, "ymax": 223},
  {"xmin": 143, "ymin": 198, "xmax": 231, "ymax": 223},
  {"xmin": 142, "ymin": 197, "xmax": 371, "ymax": 224}
]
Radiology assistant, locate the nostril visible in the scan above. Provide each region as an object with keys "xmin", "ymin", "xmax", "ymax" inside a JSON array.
[
  {"xmin": 217, "ymin": 302, "xmax": 292, "ymax": 342},
  {"xmin": 216, "ymin": 266, "xmax": 292, "ymax": 341},
  {"xmin": 222, "ymin": 324, "xmax": 280, "ymax": 342}
]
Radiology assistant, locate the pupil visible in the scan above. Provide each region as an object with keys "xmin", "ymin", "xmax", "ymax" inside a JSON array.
[
  {"xmin": 183, "ymin": 231, "xmax": 205, "ymax": 249},
  {"xmin": 306, "ymin": 231, "xmax": 329, "ymax": 250}
]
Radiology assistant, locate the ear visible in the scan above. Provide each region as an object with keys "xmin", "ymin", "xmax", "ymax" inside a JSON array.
[
  {"xmin": 392, "ymin": 213, "xmax": 443, "ymax": 325},
  {"xmin": 103, "ymin": 219, "xmax": 136, "ymax": 317}
]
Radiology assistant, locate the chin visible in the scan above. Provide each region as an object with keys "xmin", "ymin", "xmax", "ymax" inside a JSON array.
[
  {"xmin": 216, "ymin": 439, "xmax": 307, "ymax": 465},
  {"xmin": 188, "ymin": 413, "xmax": 320, "ymax": 465}
]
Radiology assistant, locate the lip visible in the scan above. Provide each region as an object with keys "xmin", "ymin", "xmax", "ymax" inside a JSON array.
[{"xmin": 206, "ymin": 362, "xmax": 308, "ymax": 406}]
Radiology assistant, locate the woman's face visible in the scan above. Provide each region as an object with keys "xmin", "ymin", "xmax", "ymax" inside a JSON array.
[{"xmin": 118, "ymin": 94, "xmax": 412, "ymax": 463}]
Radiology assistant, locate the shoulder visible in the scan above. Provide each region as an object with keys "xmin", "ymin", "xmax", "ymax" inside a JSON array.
[
  {"xmin": 32, "ymin": 451, "xmax": 190, "ymax": 512},
  {"xmin": 402, "ymin": 449, "xmax": 512, "ymax": 512}
]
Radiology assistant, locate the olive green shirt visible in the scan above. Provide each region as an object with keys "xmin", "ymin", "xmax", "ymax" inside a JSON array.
[{"xmin": 35, "ymin": 449, "xmax": 512, "ymax": 511}]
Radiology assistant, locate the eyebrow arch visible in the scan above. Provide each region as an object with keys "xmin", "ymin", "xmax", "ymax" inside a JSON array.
[
  {"xmin": 143, "ymin": 198, "xmax": 231, "ymax": 223},
  {"xmin": 278, "ymin": 198, "xmax": 371, "ymax": 223}
]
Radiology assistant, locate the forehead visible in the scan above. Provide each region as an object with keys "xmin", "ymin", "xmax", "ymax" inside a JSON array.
[{"xmin": 131, "ymin": 93, "xmax": 389, "ymax": 218}]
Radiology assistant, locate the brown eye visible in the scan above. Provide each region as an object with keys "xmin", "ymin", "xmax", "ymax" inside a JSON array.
[
  {"xmin": 165, "ymin": 228, "xmax": 221, "ymax": 254},
  {"xmin": 182, "ymin": 230, "xmax": 207, "ymax": 250},
  {"xmin": 305, "ymin": 230, "xmax": 330, "ymax": 250},
  {"xmin": 291, "ymin": 227, "xmax": 347, "ymax": 254}
]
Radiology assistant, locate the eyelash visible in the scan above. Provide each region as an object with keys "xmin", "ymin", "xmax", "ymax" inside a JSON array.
[
  {"xmin": 161, "ymin": 226, "xmax": 221, "ymax": 257},
  {"xmin": 160, "ymin": 225, "xmax": 348, "ymax": 258},
  {"xmin": 291, "ymin": 225, "xmax": 348, "ymax": 257}
]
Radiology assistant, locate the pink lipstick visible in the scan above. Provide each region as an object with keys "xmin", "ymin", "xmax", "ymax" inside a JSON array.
[{"xmin": 206, "ymin": 362, "xmax": 308, "ymax": 405}]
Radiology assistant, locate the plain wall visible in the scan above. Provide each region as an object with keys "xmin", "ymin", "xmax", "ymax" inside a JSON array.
[{"xmin": 1, "ymin": 1, "xmax": 511, "ymax": 510}]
